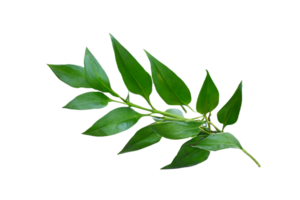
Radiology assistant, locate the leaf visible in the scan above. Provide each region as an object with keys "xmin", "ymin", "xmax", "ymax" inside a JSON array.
[
  {"xmin": 118, "ymin": 125, "xmax": 162, "ymax": 154},
  {"xmin": 110, "ymin": 34, "xmax": 152, "ymax": 103},
  {"xmin": 192, "ymin": 132, "xmax": 242, "ymax": 151},
  {"xmin": 217, "ymin": 81, "xmax": 243, "ymax": 130},
  {"xmin": 144, "ymin": 50, "xmax": 191, "ymax": 106},
  {"xmin": 161, "ymin": 136, "xmax": 210, "ymax": 169},
  {"xmin": 63, "ymin": 92, "xmax": 111, "ymax": 110},
  {"xmin": 83, "ymin": 107, "xmax": 143, "ymax": 136},
  {"xmin": 84, "ymin": 48, "xmax": 118, "ymax": 97},
  {"xmin": 196, "ymin": 70, "xmax": 219, "ymax": 115},
  {"xmin": 47, "ymin": 64, "xmax": 91, "ymax": 88},
  {"xmin": 150, "ymin": 121, "xmax": 202, "ymax": 139},
  {"xmin": 153, "ymin": 108, "xmax": 184, "ymax": 122}
]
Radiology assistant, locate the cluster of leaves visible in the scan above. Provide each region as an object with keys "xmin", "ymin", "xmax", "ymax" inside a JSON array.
[{"xmin": 48, "ymin": 34, "xmax": 260, "ymax": 169}]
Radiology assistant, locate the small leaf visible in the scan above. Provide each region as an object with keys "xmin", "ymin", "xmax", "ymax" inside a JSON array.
[
  {"xmin": 83, "ymin": 107, "xmax": 143, "ymax": 136},
  {"xmin": 192, "ymin": 132, "xmax": 242, "ymax": 151},
  {"xmin": 196, "ymin": 70, "xmax": 219, "ymax": 115},
  {"xmin": 84, "ymin": 48, "xmax": 117, "ymax": 97},
  {"xmin": 47, "ymin": 64, "xmax": 91, "ymax": 88},
  {"xmin": 118, "ymin": 125, "xmax": 162, "ymax": 154},
  {"xmin": 110, "ymin": 34, "xmax": 152, "ymax": 103},
  {"xmin": 126, "ymin": 93, "xmax": 130, "ymax": 102},
  {"xmin": 144, "ymin": 50, "xmax": 191, "ymax": 106},
  {"xmin": 165, "ymin": 109, "xmax": 184, "ymax": 117},
  {"xmin": 63, "ymin": 92, "xmax": 111, "ymax": 110},
  {"xmin": 161, "ymin": 136, "xmax": 210, "ymax": 169},
  {"xmin": 217, "ymin": 81, "xmax": 243, "ymax": 130},
  {"xmin": 150, "ymin": 121, "xmax": 202, "ymax": 139}
]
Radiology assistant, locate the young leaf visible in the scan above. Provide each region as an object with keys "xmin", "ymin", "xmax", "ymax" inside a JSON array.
[
  {"xmin": 196, "ymin": 70, "xmax": 219, "ymax": 115},
  {"xmin": 110, "ymin": 34, "xmax": 153, "ymax": 104},
  {"xmin": 150, "ymin": 121, "xmax": 202, "ymax": 139},
  {"xmin": 47, "ymin": 64, "xmax": 91, "ymax": 88},
  {"xmin": 165, "ymin": 108, "xmax": 184, "ymax": 117},
  {"xmin": 83, "ymin": 107, "xmax": 143, "ymax": 136},
  {"xmin": 192, "ymin": 132, "xmax": 242, "ymax": 151},
  {"xmin": 161, "ymin": 136, "xmax": 210, "ymax": 169},
  {"xmin": 63, "ymin": 92, "xmax": 111, "ymax": 110},
  {"xmin": 118, "ymin": 125, "xmax": 162, "ymax": 154},
  {"xmin": 217, "ymin": 81, "xmax": 242, "ymax": 130},
  {"xmin": 84, "ymin": 48, "xmax": 118, "ymax": 97},
  {"xmin": 144, "ymin": 50, "xmax": 191, "ymax": 106}
]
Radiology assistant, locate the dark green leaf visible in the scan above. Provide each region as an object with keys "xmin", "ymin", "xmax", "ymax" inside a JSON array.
[
  {"xmin": 84, "ymin": 48, "xmax": 118, "ymax": 97},
  {"xmin": 47, "ymin": 64, "xmax": 91, "ymax": 88},
  {"xmin": 192, "ymin": 132, "xmax": 242, "ymax": 151},
  {"xmin": 83, "ymin": 107, "xmax": 143, "ymax": 136},
  {"xmin": 196, "ymin": 70, "xmax": 219, "ymax": 115},
  {"xmin": 63, "ymin": 92, "xmax": 111, "ymax": 110},
  {"xmin": 150, "ymin": 121, "xmax": 202, "ymax": 139},
  {"xmin": 144, "ymin": 50, "xmax": 191, "ymax": 106},
  {"xmin": 118, "ymin": 125, "xmax": 162, "ymax": 154},
  {"xmin": 110, "ymin": 34, "xmax": 152, "ymax": 103},
  {"xmin": 217, "ymin": 81, "xmax": 243, "ymax": 130},
  {"xmin": 161, "ymin": 136, "xmax": 210, "ymax": 169}
]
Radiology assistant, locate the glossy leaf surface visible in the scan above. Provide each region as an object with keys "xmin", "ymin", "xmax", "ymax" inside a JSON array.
[
  {"xmin": 84, "ymin": 48, "xmax": 117, "ymax": 96},
  {"xmin": 83, "ymin": 107, "xmax": 143, "ymax": 136},
  {"xmin": 63, "ymin": 92, "xmax": 110, "ymax": 110},
  {"xmin": 144, "ymin": 51, "xmax": 191, "ymax": 106},
  {"xmin": 150, "ymin": 121, "xmax": 202, "ymax": 139},
  {"xmin": 196, "ymin": 70, "xmax": 219, "ymax": 114},
  {"xmin": 118, "ymin": 125, "xmax": 162, "ymax": 154},
  {"xmin": 110, "ymin": 34, "xmax": 152, "ymax": 101},
  {"xmin": 47, "ymin": 64, "xmax": 91, "ymax": 88},
  {"xmin": 217, "ymin": 81, "xmax": 243, "ymax": 130},
  {"xmin": 192, "ymin": 132, "xmax": 242, "ymax": 151},
  {"xmin": 162, "ymin": 136, "xmax": 210, "ymax": 169}
]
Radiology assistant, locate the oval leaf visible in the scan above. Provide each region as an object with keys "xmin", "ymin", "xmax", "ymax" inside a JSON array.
[
  {"xmin": 63, "ymin": 92, "xmax": 110, "ymax": 110},
  {"xmin": 83, "ymin": 107, "xmax": 143, "ymax": 136},
  {"xmin": 217, "ymin": 81, "xmax": 242, "ymax": 130},
  {"xmin": 47, "ymin": 64, "xmax": 91, "ymax": 88},
  {"xmin": 118, "ymin": 125, "xmax": 162, "ymax": 154},
  {"xmin": 150, "ymin": 121, "xmax": 202, "ymax": 140},
  {"xmin": 196, "ymin": 70, "xmax": 219, "ymax": 115},
  {"xmin": 161, "ymin": 136, "xmax": 210, "ymax": 169},
  {"xmin": 144, "ymin": 50, "xmax": 191, "ymax": 106},
  {"xmin": 165, "ymin": 108, "xmax": 184, "ymax": 117},
  {"xmin": 84, "ymin": 48, "xmax": 117, "ymax": 97},
  {"xmin": 192, "ymin": 132, "xmax": 242, "ymax": 151},
  {"xmin": 110, "ymin": 34, "xmax": 152, "ymax": 102}
]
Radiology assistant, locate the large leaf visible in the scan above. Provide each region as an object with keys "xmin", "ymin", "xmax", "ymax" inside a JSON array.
[
  {"xmin": 83, "ymin": 107, "xmax": 143, "ymax": 136},
  {"xmin": 144, "ymin": 51, "xmax": 191, "ymax": 106},
  {"xmin": 217, "ymin": 81, "xmax": 243, "ymax": 130},
  {"xmin": 150, "ymin": 121, "xmax": 202, "ymax": 139},
  {"xmin": 118, "ymin": 125, "xmax": 162, "ymax": 154},
  {"xmin": 63, "ymin": 92, "xmax": 111, "ymax": 110},
  {"xmin": 192, "ymin": 132, "xmax": 242, "ymax": 151},
  {"xmin": 196, "ymin": 70, "xmax": 219, "ymax": 114},
  {"xmin": 47, "ymin": 64, "xmax": 91, "ymax": 88},
  {"xmin": 84, "ymin": 48, "xmax": 117, "ymax": 97},
  {"xmin": 161, "ymin": 136, "xmax": 210, "ymax": 169},
  {"xmin": 110, "ymin": 34, "xmax": 152, "ymax": 103}
]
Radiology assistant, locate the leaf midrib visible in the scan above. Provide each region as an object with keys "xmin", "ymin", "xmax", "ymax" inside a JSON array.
[{"xmin": 51, "ymin": 66, "xmax": 85, "ymax": 80}]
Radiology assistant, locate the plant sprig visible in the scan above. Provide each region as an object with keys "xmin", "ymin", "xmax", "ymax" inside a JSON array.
[{"xmin": 48, "ymin": 34, "xmax": 260, "ymax": 169}]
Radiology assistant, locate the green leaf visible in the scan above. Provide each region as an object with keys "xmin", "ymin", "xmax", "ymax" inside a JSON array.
[
  {"xmin": 47, "ymin": 64, "xmax": 91, "ymax": 88},
  {"xmin": 196, "ymin": 70, "xmax": 219, "ymax": 115},
  {"xmin": 165, "ymin": 109, "xmax": 184, "ymax": 117},
  {"xmin": 192, "ymin": 132, "xmax": 242, "ymax": 151},
  {"xmin": 118, "ymin": 125, "xmax": 162, "ymax": 154},
  {"xmin": 144, "ymin": 50, "xmax": 191, "ymax": 106},
  {"xmin": 83, "ymin": 107, "xmax": 143, "ymax": 136},
  {"xmin": 161, "ymin": 136, "xmax": 210, "ymax": 169},
  {"xmin": 63, "ymin": 92, "xmax": 111, "ymax": 110},
  {"xmin": 110, "ymin": 34, "xmax": 152, "ymax": 103},
  {"xmin": 217, "ymin": 81, "xmax": 243, "ymax": 130},
  {"xmin": 84, "ymin": 48, "xmax": 117, "ymax": 97},
  {"xmin": 150, "ymin": 121, "xmax": 202, "ymax": 139}
]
